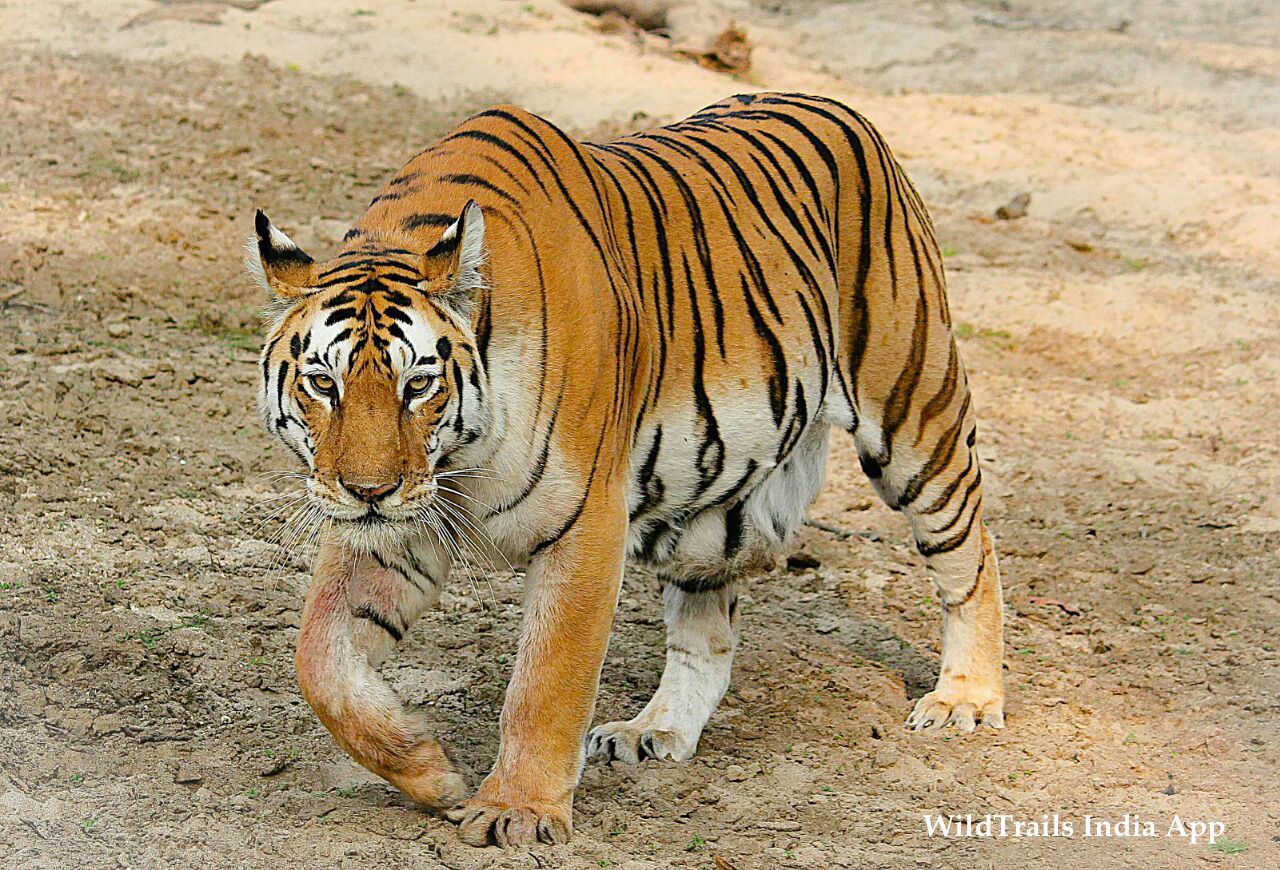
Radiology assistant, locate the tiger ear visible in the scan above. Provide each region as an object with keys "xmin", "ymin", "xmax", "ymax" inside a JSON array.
[
  {"xmin": 420, "ymin": 200, "xmax": 486, "ymax": 314},
  {"xmin": 245, "ymin": 210, "xmax": 316, "ymax": 299}
]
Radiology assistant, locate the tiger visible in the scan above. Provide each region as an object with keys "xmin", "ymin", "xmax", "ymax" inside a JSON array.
[{"xmin": 248, "ymin": 92, "xmax": 1005, "ymax": 848}]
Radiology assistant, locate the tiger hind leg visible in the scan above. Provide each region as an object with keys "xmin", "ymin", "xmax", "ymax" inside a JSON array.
[
  {"xmin": 854, "ymin": 388, "xmax": 1006, "ymax": 733},
  {"xmin": 586, "ymin": 579, "xmax": 739, "ymax": 763}
]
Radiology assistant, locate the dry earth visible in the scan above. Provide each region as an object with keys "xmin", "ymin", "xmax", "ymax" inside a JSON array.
[{"xmin": 1, "ymin": 1, "xmax": 1277, "ymax": 868}]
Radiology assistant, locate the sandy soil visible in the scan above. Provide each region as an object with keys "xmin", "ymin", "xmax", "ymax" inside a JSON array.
[{"xmin": 1, "ymin": 1, "xmax": 1277, "ymax": 867}]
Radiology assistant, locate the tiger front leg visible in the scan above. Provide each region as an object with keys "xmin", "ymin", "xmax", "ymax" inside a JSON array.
[
  {"xmin": 295, "ymin": 539, "xmax": 466, "ymax": 808},
  {"xmin": 446, "ymin": 490, "xmax": 627, "ymax": 847}
]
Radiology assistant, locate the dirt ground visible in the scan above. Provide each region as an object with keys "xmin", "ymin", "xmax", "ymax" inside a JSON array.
[{"xmin": 1, "ymin": 1, "xmax": 1278, "ymax": 868}]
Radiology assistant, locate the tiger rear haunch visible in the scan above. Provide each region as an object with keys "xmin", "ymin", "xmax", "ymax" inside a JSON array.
[{"xmin": 248, "ymin": 92, "xmax": 1005, "ymax": 848}]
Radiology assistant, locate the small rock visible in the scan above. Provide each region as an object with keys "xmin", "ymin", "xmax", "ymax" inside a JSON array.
[
  {"xmin": 60, "ymin": 708, "xmax": 96, "ymax": 738},
  {"xmin": 259, "ymin": 755, "xmax": 295, "ymax": 777},
  {"xmin": 91, "ymin": 713, "xmax": 123, "ymax": 735},
  {"xmin": 17, "ymin": 687, "xmax": 48, "ymax": 715},
  {"xmin": 757, "ymin": 819, "xmax": 801, "ymax": 832},
  {"xmin": 105, "ymin": 322, "xmax": 131, "ymax": 339},
  {"xmin": 179, "ymin": 544, "xmax": 211, "ymax": 564},
  {"xmin": 995, "ymin": 192, "xmax": 1030, "ymax": 220},
  {"xmin": 174, "ymin": 766, "xmax": 204, "ymax": 785},
  {"xmin": 815, "ymin": 616, "xmax": 840, "ymax": 635},
  {"xmin": 309, "ymin": 799, "xmax": 340, "ymax": 819}
]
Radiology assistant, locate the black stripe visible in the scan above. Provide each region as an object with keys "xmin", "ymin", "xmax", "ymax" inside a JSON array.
[
  {"xmin": 438, "ymin": 173, "xmax": 519, "ymax": 205},
  {"xmin": 325, "ymin": 307, "xmax": 358, "ymax": 326},
  {"xmin": 403, "ymin": 213, "xmax": 457, "ymax": 231},
  {"xmin": 351, "ymin": 604, "xmax": 403, "ymax": 642},
  {"xmin": 448, "ymin": 129, "xmax": 549, "ymax": 194}
]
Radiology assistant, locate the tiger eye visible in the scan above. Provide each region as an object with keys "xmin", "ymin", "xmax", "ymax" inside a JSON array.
[
  {"xmin": 308, "ymin": 373, "xmax": 335, "ymax": 392},
  {"xmin": 405, "ymin": 374, "xmax": 434, "ymax": 396}
]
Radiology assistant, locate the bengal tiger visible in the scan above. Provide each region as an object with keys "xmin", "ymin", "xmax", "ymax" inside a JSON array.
[{"xmin": 248, "ymin": 92, "xmax": 1005, "ymax": 848}]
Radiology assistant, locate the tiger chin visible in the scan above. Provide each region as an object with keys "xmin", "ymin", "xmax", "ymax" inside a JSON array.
[{"xmin": 248, "ymin": 93, "xmax": 1006, "ymax": 848}]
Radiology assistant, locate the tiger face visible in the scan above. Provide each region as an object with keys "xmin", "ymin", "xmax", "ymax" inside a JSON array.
[{"xmin": 248, "ymin": 202, "xmax": 489, "ymax": 552}]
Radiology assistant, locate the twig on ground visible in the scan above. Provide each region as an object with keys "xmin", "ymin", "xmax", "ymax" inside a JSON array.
[{"xmin": 804, "ymin": 519, "xmax": 883, "ymax": 543}]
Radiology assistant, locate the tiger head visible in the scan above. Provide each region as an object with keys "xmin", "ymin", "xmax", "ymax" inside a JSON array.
[{"xmin": 247, "ymin": 202, "xmax": 490, "ymax": 552}]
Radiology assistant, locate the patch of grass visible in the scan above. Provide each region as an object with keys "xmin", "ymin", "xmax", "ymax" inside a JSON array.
[
  {"xmin": 1209, "ymin": 838, "xmax": 1248, "ymax": 854},
  {"xmin": 183, "ymin": 313, "xmax": 259, "ymax": 351},
  {"xmin": 941, "ymin": 246, "xmax": 958, "ymax": 257},
  {"xmin": 80, "ymin": 817, "xmax": 98, "ymax": 833},
  {"xmin": 1122, "ymin": 256, "xmax": 1147, "ymax": 271},
  {"xmin": 246, "ymin": 787, "xmax": 260, "ymax": 798},
  {"xmin": 685, "ymin": 834, "xmax": 705, "ymax": 852},
  {"xmin": 392, "ymin": 83, "xmax": 410, "ymax": 97},
  {"xmin": 121, "ymin": 612, "xmax": 212, "ymax": 650},
  {"xmin": 0, "ymin": 181, "xmax": 10, "ymax": 193},
  {"xmin": 953, "ymin": 321, "xmax": 1014, "ymax": 350},
  {"xmin": 81, "ymin": 158, "xmax": 140, "ymax": 183}
]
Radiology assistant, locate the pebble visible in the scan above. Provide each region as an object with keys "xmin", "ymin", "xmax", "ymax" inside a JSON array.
[
  {"xmin": 309, "ymin": 799, "xmax": 340, "ymax": 819},
  {"xmin": 92, "ymin": 713, "xmax": 124, "ymax": 735},
  {"xmin": 995, "ymin": 192, "xmax": 1030, "ymax": 220},
  {"xmin": 174, "ymin": 766, "xmax": 204, "ymax": 785},
  {"xmin": 758, "ymin": 819, "xmax": 802, "ymax": 831}
]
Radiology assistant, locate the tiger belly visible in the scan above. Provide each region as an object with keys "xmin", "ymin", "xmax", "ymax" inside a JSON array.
[{"xmin": 624, "ymin": 410, "xmax": 830, "ymax": 588}]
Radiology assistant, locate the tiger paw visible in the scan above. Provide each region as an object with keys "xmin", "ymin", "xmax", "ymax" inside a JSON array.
[
  {"xmin": 445, "ymin": 790, "xmax": 572, "ymax": 847},
  {"xmin": 905, "ymin": 681, "xmax": 1005, "ymax": 734},
  {"xmin": 586, "ymin": 719, "xmax": 698, "ymax": 763},
  {"xmin": 390, "ymin": 765, "xmax": 469, "ymax": 810}
]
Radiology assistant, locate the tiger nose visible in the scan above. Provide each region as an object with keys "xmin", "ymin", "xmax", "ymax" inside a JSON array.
[{"xmin": 340, "ymin": 477, "xmax": 402, "ymax": 503}]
